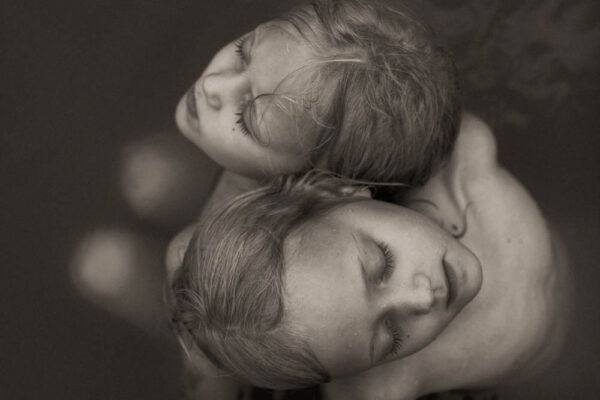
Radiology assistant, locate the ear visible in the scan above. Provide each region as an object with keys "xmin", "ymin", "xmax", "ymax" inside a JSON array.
[{"xmin": 405, "ymin": 198, "xmax": 467, "ymax": 238}]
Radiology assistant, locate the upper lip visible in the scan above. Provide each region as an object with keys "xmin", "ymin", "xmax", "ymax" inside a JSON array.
[{"xmin": 443, "ymin": 258, "xmax": 456, "ymax": 309}]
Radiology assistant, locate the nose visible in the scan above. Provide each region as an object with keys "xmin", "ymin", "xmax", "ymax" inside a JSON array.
[
  {"xmin": 201, "ymin": 73, "xmax": 223, "ymax": 110},
  {"xmin": 383, "ymin": 273, "xmax": 435, "ymax": 315},
  {"xmin": 409, "ymin": 274, "xmax": 435, "ymax": 314},
  {"xmin": 201, "ymin": 71, "xmax": 247, "ymax": 111}
]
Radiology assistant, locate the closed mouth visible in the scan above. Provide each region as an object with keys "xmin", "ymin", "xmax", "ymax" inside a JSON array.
[
  {"xmin": 443, "ymin": 259, "xmax": 457, "ymax": 309},
  {"xmin": 186, "ymin": 86, "xmax": 198, "ymax": 121}
]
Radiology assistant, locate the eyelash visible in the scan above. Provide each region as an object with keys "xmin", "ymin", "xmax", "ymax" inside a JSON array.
[
  {"xmin": 385, "ymin": 318, "xmax": 403, "ymax": 357},
  {"xmin": 234, "ymin": 36, "xmax": 247, "ymax": 63},
  {"xmin": 376, "ymin": 243, "xmax": 401, "ymax": 358},
  {"xmin": 378, "ymin": 242, "xmax": 395, "ymax": 282},
  {"xmin": 233, "ymin": 36, "xmax": 252, "ymax": 136},
  {"xmin": 235, "ymin": 111, "xmax": 251, "ymax": 136}
]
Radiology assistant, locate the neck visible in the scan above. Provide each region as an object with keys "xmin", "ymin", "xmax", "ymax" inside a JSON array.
[
  {"xmin": 324, "ymin": 114, "xmax": 571, "ymax": 399},
  {"xmin": 406, "ymin": 114, "xmax": 570, "ymax": 394}
]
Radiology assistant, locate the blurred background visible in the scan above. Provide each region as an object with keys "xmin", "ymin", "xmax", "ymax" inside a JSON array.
[{"xmin": 2, "ymin": 0, "xmax": 599, "ymax": 399}]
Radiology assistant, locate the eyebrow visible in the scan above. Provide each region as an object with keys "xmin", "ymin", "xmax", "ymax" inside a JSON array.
[{"xmin": 352, "ymin": 233, "xmax": 377, "ymax": 366}]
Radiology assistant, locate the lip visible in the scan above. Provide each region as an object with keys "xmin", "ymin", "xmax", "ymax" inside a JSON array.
[
  {"xmin": 185, "ymin": 86, "xmax": 199, "ymax": 122},
  {"xmin": 443, "ymin": 258, "xmax": 458, "ymax": 309}
]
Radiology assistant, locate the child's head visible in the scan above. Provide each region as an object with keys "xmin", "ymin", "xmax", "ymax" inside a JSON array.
[
  {"xmin": 169, "ymin": 175, "xmax": 347, "ymax": 389},
  {"xmin": 175, "ymin": 0, "xmax": 460, "ymax": 186},
  {"xmin": 170, "ymin": 174, "xmax": 482, "ymax": 389}
]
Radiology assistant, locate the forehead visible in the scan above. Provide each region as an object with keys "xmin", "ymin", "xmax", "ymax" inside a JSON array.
[
  {"xmin": 282, "ymin": 204, "xmax": 373, "ymax": 372},
  {"xmin": 283, "ymin": 199, "xmax": 382, "ymax": 266},
  {"xmin": 249, "ymin": 23, "xmax": 317, "ymax": 153},
  {"xmin": 282, "ymin": 199, "xmax": 403, "ymax": 321},
  {"xmin": 251, "ymin": 22, "xmax": 314, "ymax": 96}
]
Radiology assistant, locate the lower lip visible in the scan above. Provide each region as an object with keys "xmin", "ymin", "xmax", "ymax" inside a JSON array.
[
  {"xmin": 443, "ymin": 259, "xmax": 458, "ymax": 308},
  {"xmin": 185, "ymin": 86, "xmax": 199, "ymax": 122}
]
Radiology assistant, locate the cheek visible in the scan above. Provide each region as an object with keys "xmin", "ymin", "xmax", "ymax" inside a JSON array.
[
  {"xmin": 200, "ymin": 114, "xmax": 239, "ymax": 150},
  {"xmin": 202, "ymin": 132, "xmax": 273, "ymax": 177},
  {"xmin": 403, "ymin": 312, "xmax": 452, "ymax": 354},
  {"xmin": 192, "ymin": 123, "xmax": 246, "ymax": 167},
  {"xmin": 330, "ymin": 335, "xmax": 371, "ymax": 376},
  {"xmin": 199, "ymin": 115, "xmax": 303, "ymax": 176}
]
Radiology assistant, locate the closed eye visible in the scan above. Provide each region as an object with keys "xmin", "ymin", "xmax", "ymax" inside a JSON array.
[
  {"xmin": 235, "ymin": 110, "xmax": 252, "ymax": 136},
  {"xmin": 377, "ymin": 242, "xmax": 395, "ymax": 283},
  {"xmin": 385, "ymin": 318, "xmax": 403, "ymax": 357},
  {"xmin": 232, "ymin": 33, "xmax": 257, "ymax": 137},
  {"xmin": 233, "ymin": 35, "xmax": 248, "ymax": 64}
]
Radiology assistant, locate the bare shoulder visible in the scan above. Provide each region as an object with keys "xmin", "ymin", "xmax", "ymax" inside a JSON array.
[
  {"xmin": 452, "ymin": 112, "xmax": 498, "ymax": 175},
  {"xmin": 523, "ymin": 225, "xmax": 574, "ymax": 376},
  {"xmin": 456, "ymin": 114, "xmax": 545, "ymax": 237}
]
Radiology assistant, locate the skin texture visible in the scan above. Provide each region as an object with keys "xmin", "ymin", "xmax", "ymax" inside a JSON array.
[
  {"xmin": 175, "ymin": 22, "xmax": 315, "ymax": 179},
  {"xmin": 166, "ymin": 114, "xmax": 572, "ymax": 399},
  {"xmin": 284, "ymin": 199, "xmax": 483, "ymax": 378},
  {"xmin": 170, "ymin": 22, "xmax": 315, "ymax": 395},
  {"xmin": 321, "ymin": 114, "xmax": 573, "ymax": 399}
]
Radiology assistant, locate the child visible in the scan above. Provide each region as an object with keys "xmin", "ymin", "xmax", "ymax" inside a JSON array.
[
  {"xmin": 169, "ymin": 0, "xmax": 461, "ymax": 397},
  {"xmin": 170, "ymin": 114, "xmax": 573, "ymax": 398},
  {"xmin": 174, "ymin": 0, "xmax": 460, "ymax": 194}
]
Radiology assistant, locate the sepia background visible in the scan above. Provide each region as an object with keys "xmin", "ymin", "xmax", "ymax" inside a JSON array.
[{"xmin": 3, "ymin": 0, "xmax": 599, "ymax": 398}]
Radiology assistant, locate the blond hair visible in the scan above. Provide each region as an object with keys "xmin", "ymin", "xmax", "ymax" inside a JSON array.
[
  {"xmin": 170, "ymin": 173, "xmax": 369, "ymax": 389},
  {"xmin": 252, "ymin": 0, "xmax": 461, "ymax": 186}
]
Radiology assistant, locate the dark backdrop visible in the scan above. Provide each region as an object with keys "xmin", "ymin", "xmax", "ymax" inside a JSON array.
[{"xmin": 3, "ymin": 1, "xmax": 599, "ymax": 399}]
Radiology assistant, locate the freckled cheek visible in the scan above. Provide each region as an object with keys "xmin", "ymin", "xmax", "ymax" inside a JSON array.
[
  {"xmin": 196, "ymin": 126, "xmax": 242, "ymax": 163},
  {"xmin": 336, "ymin": 329, "xmax": 368, "ymax": 366},
  {"xmin": 408, "ymin": 315, "xmax": 448, "ymax": 348},
  {"xmin": 200, "ymin": 113, "xmax": 237, "ymax": 141}
]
